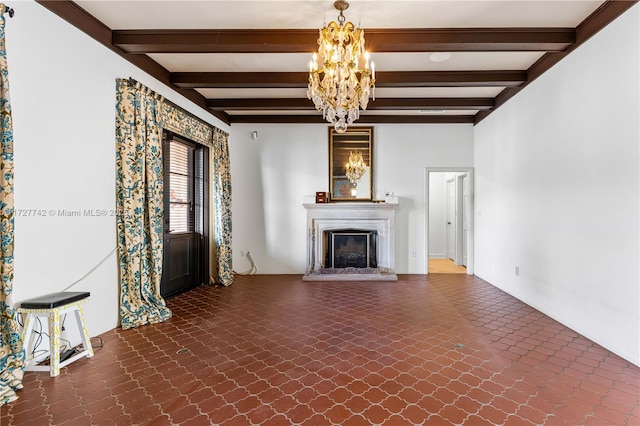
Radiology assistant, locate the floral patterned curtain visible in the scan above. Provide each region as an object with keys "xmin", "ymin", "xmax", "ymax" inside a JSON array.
[
  {"xmin": 0, "ymin": 4, "xmax": 24, "ymax": 405},
  {"xmin": 115, "ymin": 79, "xmax": 172, "ymax": 329},
  {"xmin": 211, "ymin": 128, "xmax": 233, "ymax": 286},
  {"xmin": 115, "ymin": 78, "xmax": 233, "ymax": 324}
]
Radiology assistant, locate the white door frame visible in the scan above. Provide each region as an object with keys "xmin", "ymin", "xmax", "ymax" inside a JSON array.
[
  {"xmin": 445, "ymin": 177, "xmax": 457, "ymax": 262},
  {"xmin": 425, "ymin": 167, "xmax": 474, "ymax": 275},
  {"xmin": 459, "ymin": 173, "xmax": 469, "ymax": 267},
  {"xmin": 454, "ymin": 173, "xmax": 469, "ymax": 266}
]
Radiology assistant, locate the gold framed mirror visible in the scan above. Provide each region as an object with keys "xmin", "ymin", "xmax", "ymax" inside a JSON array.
[{"xmin": 329, "ymin": 126, "xmax": 373, "ymax": 202}]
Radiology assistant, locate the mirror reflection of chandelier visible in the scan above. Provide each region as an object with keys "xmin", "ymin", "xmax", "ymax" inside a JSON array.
[
  {"xmin": 345, "ymin": 150, "xmax": 367, "ymax": 185},
  {"xmin": 307, "ymin": 0, "xmax": 375, "ymax": 134}
]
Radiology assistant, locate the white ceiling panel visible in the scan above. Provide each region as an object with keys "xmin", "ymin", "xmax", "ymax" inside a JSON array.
[
  {"xmin": 371, "ymin": 87, "xmax": 505, "ymax": 98},
  {"xmin": 362, "ymin": 51, "xmax": 545, "ymax": 72},
  {"xmin": 151, "ymin": 51, "xmax": 544, "ymax": 73},
  {"xmin": 149, "ymin": 53, "xmax": 313, "ymax": 73},
  {"xmin": 361, "ymin": 109, "xmax": 479, "ymax": 116},
  {"xmin": 77, "ymin": 1, "xmax": 605, "ymax": 29},
  {"xmin": 226, "ymin": 109, "xmax": 479, "ymax": 116},
  {"xmin": 197, "ymin": 88, "xmax": 311, "ymax": 98},
  {"xmin": 197, "ymin": 87, "xmax": 505, "ymax": 99}
]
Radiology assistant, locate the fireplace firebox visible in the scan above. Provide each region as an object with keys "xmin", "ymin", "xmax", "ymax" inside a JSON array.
[{"xmin": 324, "ymin": 230, "xmax": 378, "ymax": 269}]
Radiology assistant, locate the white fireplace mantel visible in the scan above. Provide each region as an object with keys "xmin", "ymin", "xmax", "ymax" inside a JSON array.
[{"xmin": 303, "ymin": 202, "xmax": 399, "ymax": 281}]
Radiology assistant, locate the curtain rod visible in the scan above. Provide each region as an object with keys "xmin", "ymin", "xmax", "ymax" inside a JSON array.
[
  {"xmin": 124, "ymin": 77, "xmax": 229, "ymax": 138},
  {"xmin": 126, "ymin": 77, "xmax": 163, "ymax": 101},
  {"xmin": 4, "ymin": 5, "xmax": 14, "ymax": 18}
]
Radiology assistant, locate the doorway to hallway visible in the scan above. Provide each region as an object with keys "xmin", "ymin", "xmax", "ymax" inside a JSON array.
[{"xmin": 425, "ymin": 168, "xmax": 474, "ymax": 275}]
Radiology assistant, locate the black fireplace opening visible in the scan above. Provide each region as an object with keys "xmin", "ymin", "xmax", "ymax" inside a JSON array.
[{"xmin": 324, "ymin": 229, "xmax": 378, "ymax": 269}]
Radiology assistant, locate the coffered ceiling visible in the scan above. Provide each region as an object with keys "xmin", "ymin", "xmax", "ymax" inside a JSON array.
[{"xmin": 36, "ymin": 0, "xmax": 637, "ymax": 126}]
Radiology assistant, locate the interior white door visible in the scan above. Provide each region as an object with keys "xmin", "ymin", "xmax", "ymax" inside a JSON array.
[
  {"xmin": 462, "ymin": 174, "xmax": 469, "ymax": 267},
  {"xmin": 446, "ymin": 179, "xmax": 456, "ymax": 261}
]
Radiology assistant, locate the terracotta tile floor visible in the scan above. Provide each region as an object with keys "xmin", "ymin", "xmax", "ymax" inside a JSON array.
[{"xmin": 2, "ymin": 274, "xmax": 639, "ymax": 425}]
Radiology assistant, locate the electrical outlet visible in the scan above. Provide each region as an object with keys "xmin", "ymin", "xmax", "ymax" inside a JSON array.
[
  {"xmin": 240, "ymin": 250, "xmax": 245, "ymax": 257},
  {"xmin": 411, "ymin": 250, "xmax": 416, "ymax": 258},
  {"xmin": 515, "ymin": 266, "xmax": 520, "ymax": 276}
]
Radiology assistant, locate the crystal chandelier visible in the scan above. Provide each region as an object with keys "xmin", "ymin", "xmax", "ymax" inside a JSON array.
[
  {"xmin": 307, "ymin": 0, "xmax": 375, "ymax": 133},
  {"xmin": 345, "ymin": 150, "xmax": 367, "ymax": 185}
]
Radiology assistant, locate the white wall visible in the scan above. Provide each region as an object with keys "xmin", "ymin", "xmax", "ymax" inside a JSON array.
[
  {"xmin": 230, "ymin": 123, "xmax": 474, "ymax": 274},
  {"xmin": 7, "ymin": 1, "xmax": 228, "ymax": 342},
  {"xmin": 474, "ymin": 5, "xmax": 639, "ymax": 365}
]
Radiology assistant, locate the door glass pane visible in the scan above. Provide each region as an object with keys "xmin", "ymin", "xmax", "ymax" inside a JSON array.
[
  {"xmin": 194, "ymin": 148, "xmax": 206, "ymax": 234},
  {"xmin": 169, "ymin": 140, "xmax": 193, "ymax": 232}
]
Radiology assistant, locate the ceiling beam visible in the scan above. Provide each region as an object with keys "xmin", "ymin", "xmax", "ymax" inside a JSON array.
[
  {"xmin": 113, "ymin": 28, "xmax": 575, "ymax": 54},
  {"xmin": 173, "ymin": 71, "xmax": 525, "ymax": 89},
  {"xmin": 230, "ymin": 115, "xmax": 475, "ymax": 124},
  {"xmin": 207, "ymin": 98, "xmax": 494, "ymax": 111}
]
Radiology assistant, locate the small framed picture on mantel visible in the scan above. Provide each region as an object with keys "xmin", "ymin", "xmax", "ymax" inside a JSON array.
[{"xmin": 315, "ymin": 192, "xmax": 328, "ymax": 203}]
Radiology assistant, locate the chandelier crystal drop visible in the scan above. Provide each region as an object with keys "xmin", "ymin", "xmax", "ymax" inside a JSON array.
[
  {"xmin": 345, "ymin": 150, "xmax": 367, "ymax": 185},
  {"xmin": 307, "ymin": 0, "xmax": 375, "ymax": 133}
]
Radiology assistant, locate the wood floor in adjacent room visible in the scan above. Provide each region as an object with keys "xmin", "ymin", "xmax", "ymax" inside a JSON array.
[
  {"xmin": 2, "ymin": 274, "xmax": 638, "ymax": 425},
  {"xmin": 429, "ymin": 258, "xmax": 468, "ymax": 274}
]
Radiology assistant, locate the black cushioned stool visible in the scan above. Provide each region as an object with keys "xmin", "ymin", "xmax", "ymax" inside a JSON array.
[{"xmin": 18, "ymin": 292, "xmax": 93, "ymax": 377}]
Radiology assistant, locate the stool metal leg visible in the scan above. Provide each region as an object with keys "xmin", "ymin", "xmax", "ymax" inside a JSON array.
[
  {"xmin": 20, "ymin": 313, "xmax": 35, "ymax": 362},
  {"xmin": 73, "ymin": 306, "xmax": 94, "ymax": 358},
  {"xmin": 20, "ymin": 312, "xmax": 51, "ymax": 373},
  {"xmin": 48, "ymin": 308, "xmax": 61, "ymax": 377}
]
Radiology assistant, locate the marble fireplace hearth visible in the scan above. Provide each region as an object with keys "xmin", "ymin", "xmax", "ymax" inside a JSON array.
[{"xmin": 303, "ymin": 202, "xmax": 398, "ymax": 281}]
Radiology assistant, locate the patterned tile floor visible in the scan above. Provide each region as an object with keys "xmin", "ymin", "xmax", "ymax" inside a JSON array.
[{"xmin": 2, "ymin": 274, "xmax": 639, "ymax": 425}]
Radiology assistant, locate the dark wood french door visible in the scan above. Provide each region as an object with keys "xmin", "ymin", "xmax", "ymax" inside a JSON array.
[{"xmin": 161, "ymin": 132, "xmax": 209, "ymax": 298}]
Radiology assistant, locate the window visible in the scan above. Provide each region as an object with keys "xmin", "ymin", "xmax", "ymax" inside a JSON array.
[{"xmin": 168, "ymin": 140, "xmax": 194, "ymax": 233}]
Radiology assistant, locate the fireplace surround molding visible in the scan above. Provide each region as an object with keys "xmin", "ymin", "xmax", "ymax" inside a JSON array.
[{"xmin": 303, "ymin": 202, "xmax": 399, "ymax": 281}]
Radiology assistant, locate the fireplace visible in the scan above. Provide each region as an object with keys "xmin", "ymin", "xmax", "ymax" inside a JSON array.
[
  {"xmin": 325, "ymin": 230, "xmax": 378, "ymax": 269},
  {"xmin": 303, "ymin": 202, "xmax": 398, "ymax": 281}
]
